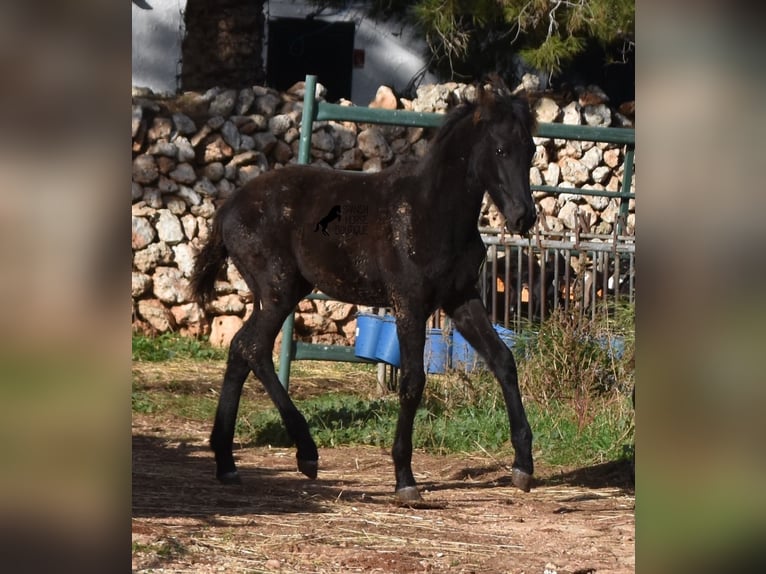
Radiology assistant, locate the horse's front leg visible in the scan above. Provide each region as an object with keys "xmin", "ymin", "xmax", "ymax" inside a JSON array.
[
  {"xmin": 390, "ymin": 309, "xmax": 428, "ymax": 503},
  {"xmin": 444, "ymin": 290, "xmax": 534, "ymax": 491}
]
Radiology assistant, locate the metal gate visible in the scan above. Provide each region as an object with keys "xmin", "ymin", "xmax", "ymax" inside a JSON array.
[{"xmin": 277, "ymin": 75, "xmax": 635, "ymax": 388}]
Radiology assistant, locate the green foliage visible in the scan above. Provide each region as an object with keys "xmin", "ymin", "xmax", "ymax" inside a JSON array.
[
  {"xmin": 132, "ymin": 304, "xmax": 635, "ymax": 470},
  {"xmin": 132, "ymin": 333, "xmax": 227, "ymax": 362},
  {"xmin": 313, "ymin": 0, "xmax": 634, "ymax": 79}
]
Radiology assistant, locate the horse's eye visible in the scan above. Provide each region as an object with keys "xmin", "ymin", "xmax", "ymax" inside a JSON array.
[{"xmin": 495, "ymin": 147, "xmax": 507, "ymax": 157}]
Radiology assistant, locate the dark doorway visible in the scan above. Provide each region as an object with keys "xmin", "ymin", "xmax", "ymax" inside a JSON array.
[{"xmin": 266, "ymin": 18, "xmax": 355, "ymax": 103}]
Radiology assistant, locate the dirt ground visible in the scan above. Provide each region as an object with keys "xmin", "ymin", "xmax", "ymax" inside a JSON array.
[{"xmin": 132, "ymin": 364, "xmax": 634, "ymax": 574}]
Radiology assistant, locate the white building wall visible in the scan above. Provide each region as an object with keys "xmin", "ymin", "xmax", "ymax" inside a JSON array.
[
  {"xmin": 131, "ymin": 0, "xmax": 438, "ymax": 102},
  {"xmin": 266, "ymin": 0, "xmax": 438, "ymax": 104},
  {"xmin": 132, "ymin": 0, "xmax": 186, "ymax": 94}
]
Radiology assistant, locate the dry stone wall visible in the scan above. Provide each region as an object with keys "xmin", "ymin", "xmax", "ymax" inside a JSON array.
[{"xmin": 131, "ymin": 80, "xmax": 635, "ymax": 346}]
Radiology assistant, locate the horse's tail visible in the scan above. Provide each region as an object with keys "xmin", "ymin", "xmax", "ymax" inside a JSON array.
[{"xmin": 190, "ymin": 210, "xmax": 228, "ymax": 305}]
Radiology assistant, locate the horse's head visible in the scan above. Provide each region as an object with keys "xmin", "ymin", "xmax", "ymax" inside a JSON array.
[{"xmin": 468, "ymin": 82, "xmax": 537, "ymax": 235}]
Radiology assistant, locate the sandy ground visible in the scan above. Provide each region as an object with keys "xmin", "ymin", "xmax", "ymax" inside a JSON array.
[{"xmin": 132, "ymin": 412, "xmax": 634, "ymax": 573}]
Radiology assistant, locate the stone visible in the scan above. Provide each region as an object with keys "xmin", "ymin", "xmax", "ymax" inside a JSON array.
[
  {"xmin": 362, "ymin": 157, "xmax": 383, "ymax": 172},
  {"xmin": 330, "ymin": 123, "xmax": 357, "ymax": 150},
  {"xmin": 156, "ymin": 209, "xmax": 184, "ymax": 244},
  {"xmin": 172, "ymin": 113, "xmax": 197, "ymax": 135},
  {"xmin": 180, "ymin": 213, "xmax": 197, "ymax": 240},
  {"xmin": 172, "ymin": 243, "xmax": 196, "ymax": 277},
  {"xmin": 148, "ymin": 117, "xmax": 172, "ymax": 141},
  {"xmin": 157, "ymin": 175, "xmax": 178, "ymax": 194},
  {"xmin": 170, "ymin": 302, "xmax": 206, "ymax": 327},
  {"xmin": 193, "ymin": 177, "xmax": 218, "ymax": 197},
  {"xmin": 132, "ymin": 216, "xmax": 155, "ymax": 250},
  {"xmin": 559, "ymin": 157, "xmax": 589, "ymax": 185},
  {"xmin": 236, "ymin": 87, "xmax": 255, "ymax": 114},
  {"xmin": 601, "ymin": 199, "xmax": 620, "ymax": 223},
  {"xmin": 203, "ymin": 162, "xmax": 225, "ymax": 182},
  {"xmin": 543, "ymin": 163, "xmax": 560, "ymax": 186},
  {"xmin": 209, "ymin": 294, "xmax": 245, "ymax": 315},
  {"xmin": 132, "ymin": 154, "xmax": 159, "ymax": 184},
  {"xmin": 310, "ymin": 130, "xmax": 335, "ymax": 153},
  {"xmin": 209, "ymin": 315, "xmax": 243, "ymax": 348},
  {"xmin": 583, "ymin": 104, "xmax": 612, "ymax": 127},
  {"xmin": 239, "ymin": 135, "xmax": 255, "ymax": 151},
  {"xmin": 561, "ymin": 102, "xmax": 582, "ymax": 125},
  {"xmin": 534, "ymin": 97, "xmax": 561, "ymax": 123},
  {"xmin": 131, "ymin": 272, "xmax": 152, "ymax": 298},
  {"xmin": 272, "ymin": 140, "xmax": 293, "ymax": 164},
  {"xmin": 322, "ymin": 301, "xmax": 354, "ymax": 322},
  {"xmin": 333, "ymin": 148, "xmax": 364, "ymax": 171},
  {"xmin": 220, "ymin": 120, "xmax": 241, "ymax": 151},
  {"xmin": 237, "ymin": 165, "xmax": 262, "ymax": 186},
  {"xmin": 558, "ymin": 201, "xmax": 580, "ymax": 230},
  {"xmin": 174, "ymin": 136, "xmax": 196, "ymax": 162},
  {"xmin": 137, "ymin": 299, "xmax": 176, "ymax": 332},
  {"xmin": 254, "ymin": 93, "xmax": 281, "ymax": 116},
  {"xmin": 592, "ymin": 165, "xmax": 611, "ymax": 184},
  {"xmin": 369, "ymin": 85, "xmax": 397, "ymax": 109},
  {"xmin": 132, "ymin": 105, "xmax": 142, "ymax": 138},
  {"xmin": 191, "ymin": 198, "xmax": 216, "ymax": 218},
  {"xmin": 229, "ymin": 151, "xmax": 261, "ymax": 167},
  {"xmin": 203, "ymin": 135, "xmax": 234, "ymax": 163},
  {"xmin": 156, "ymin": 156, "xmax": 176, "ymax": 175},
  {"xmin": 539, "ymin": 196, "xmax": 557, "ymax": 216},
  {"xmin": 152, "ymin": 266, "xmax": 189, "ymax": 304},
  {"xmin": 142, "ymin": 187, "xmax": 162, "ymax": 209},
  {"xmin": 603, "ymin": 148, "xmax": 621, "ymax": 168},
  {"xmin": 268, "ymin": 114, "xmax": 293, "ymax": 136},
  {"xmin": 169, "ymin": 162, "xmax": 197, "ymax": 185},
  {"xmin": 581, "ymin": 146, "xmax": 603, "ymax": 171},
  {"xmin": 209, "ymin": 89, "xmax": 238, "ymax": 116},
  {"xmin": 176, "ymin": 185, "xmax": 202, "ymax": 206},
  {"xmin": 358, "ymin": 128, "xmax": 393, "ymax": 161},
  {"xmin": 132, "ymin": 181, "xmax": 143, "ymax": 201},
  {"xmin": 148, "ymin": 141, "xmax": 177, "ymax": 157},
  {"xmin": 585, "ymin": 186, "xmax": 610, "ymax": 210},
  {"xmin": 165, "ymin": 195, "xmax": 186, "ymax": 216},
  {"xmin": 283, "ymin": 126, "xmax": 300, "ymax": 144},
  {"xmin": 252, "ymin": 131, "xmax": 277, "ymax": 154}
]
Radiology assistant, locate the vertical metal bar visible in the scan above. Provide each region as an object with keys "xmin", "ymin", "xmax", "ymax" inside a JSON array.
[
  {"xmin": 504, "ymin": 245, "xmax": 511, "ymax": 328},
  {"xmin": 490, "ymin": 244, "xmax": 497, "ymax": 324},
  {"xmin": 278, "ymin": 74, "xmax": 318, "ymax": 390},
  {"xmin": 539, "ymin": 248, "xmax": 547, "ymax": 320},
  {"xmin": 617, "ymin": 145, "xmax": 635, "ymax": 236}
]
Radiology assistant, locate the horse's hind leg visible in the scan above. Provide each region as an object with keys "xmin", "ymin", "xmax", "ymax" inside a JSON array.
[
  {"xmin": 210, "ymin": 282, "xmax": 318, "ymax": 482},
  {"xmin": 210, "ymin": 328, "xmax": 253, "ymax": 484},
  {"xmin": 444, "ymin": 290, "xmax": 534, "ymax": 492}
]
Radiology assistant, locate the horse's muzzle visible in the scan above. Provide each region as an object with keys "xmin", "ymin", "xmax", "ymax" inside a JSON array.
[{"xmin": 506, "ymin": 207, "xmax": 537, "ymax": 235}]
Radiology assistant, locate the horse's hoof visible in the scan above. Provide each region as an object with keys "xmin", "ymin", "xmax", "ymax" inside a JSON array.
[
  {"xmin": 511, "ymin": 467, "xmax": 533, "ymax": 492},
  {"xmin": 217, "ymin": 471, "xmax": 241, "ymax": 485},
  {"xmin": 297, "ymin": 458, "xmax": 318, "ymax": 479},
  {"xmin": 395, "ymin": 486, "xmax": 422, "ymax": 504}
]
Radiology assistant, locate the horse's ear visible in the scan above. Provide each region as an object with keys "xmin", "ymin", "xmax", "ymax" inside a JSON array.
[
  {"xmin": 488, "ymin": 72, "xmax": 511, "ymax": 96},
  {"xmin": 473, "ymin": 82, "xmax": 496, "ymax": 124}
]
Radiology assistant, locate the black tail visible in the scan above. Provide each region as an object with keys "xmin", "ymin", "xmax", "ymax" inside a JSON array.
[{"xmin": 190, "ymin": 211, "xmax": 228, "ymax": 305}]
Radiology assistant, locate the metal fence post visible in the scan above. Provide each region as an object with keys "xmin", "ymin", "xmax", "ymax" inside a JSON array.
[{"xmin": 277, "ymin": 75, "xmax": 318, "ymax": 390}]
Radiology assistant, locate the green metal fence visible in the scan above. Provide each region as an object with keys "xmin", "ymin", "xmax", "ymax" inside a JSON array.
[{"xmin": 277, "ymin": 74, "xmax": 635, "ymax": 388}]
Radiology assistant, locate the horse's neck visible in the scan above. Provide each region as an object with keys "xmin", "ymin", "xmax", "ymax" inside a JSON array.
[{"xmin": 418, "ymin": 125, "xmax": 485, "ymax": 220}]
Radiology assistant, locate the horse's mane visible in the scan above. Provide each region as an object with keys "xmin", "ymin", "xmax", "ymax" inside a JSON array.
[{"xmin": 422, "ymin": 92, "xmax": 535, "ymax": 168}]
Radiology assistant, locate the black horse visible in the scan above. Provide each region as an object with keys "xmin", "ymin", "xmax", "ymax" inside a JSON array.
[{"xmin": 191, "ymin": 80, "xmax": 538, "ymax": 503}]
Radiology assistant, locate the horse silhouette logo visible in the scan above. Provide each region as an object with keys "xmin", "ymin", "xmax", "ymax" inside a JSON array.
[{"xmin": 314, "ymin": 205, "xmax": 342, "ymax": 236}]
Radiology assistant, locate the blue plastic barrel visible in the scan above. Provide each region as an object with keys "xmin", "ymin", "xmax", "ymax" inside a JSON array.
[
  {"xmin": 354, "ymin": 313, "xmax": 383, "ymax": 360},
  {"xmin": 451, "ymin": 324, "xmax": 516, "ymax": 373},
  {"xmin": 424, "ymin": 328, "xmax": 452, "ymax": 374},
  {"xmin": 374, "ymin": 315, "xmax": 401, "ymax": 367}
]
